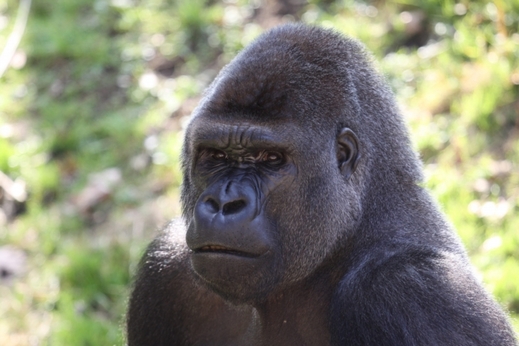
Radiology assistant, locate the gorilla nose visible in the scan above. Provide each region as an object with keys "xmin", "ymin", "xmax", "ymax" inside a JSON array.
[
  {"xmin": 196, "ymin": 180, "xmax": 257, "ymax": 224},
  {"xmin": 203, "ymin": 197, "xmax": 248, "ymax": 216}
]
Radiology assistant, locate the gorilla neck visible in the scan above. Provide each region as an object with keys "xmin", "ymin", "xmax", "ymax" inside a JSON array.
[
  {"xmin": 359, "ymin": 182, "xmax": 461, "ymax": 253},
  {"xmin": 249, "ymin": 259, "xmax": 345, "ymax": 345}
]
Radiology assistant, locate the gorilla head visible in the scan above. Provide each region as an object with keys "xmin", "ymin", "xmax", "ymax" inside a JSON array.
[{"xmin": 181, "ymin": 24, "xmax": 421, "ymax": 303}]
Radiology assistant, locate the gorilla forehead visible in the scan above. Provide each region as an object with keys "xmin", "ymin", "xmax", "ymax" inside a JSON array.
[
  {"xmin": 200, "ymin": 24, "xmax": 357, "ymax": 123},
  {"xmin": 189, "ymin": 120, "xmax": 297, "ymax": 151}
]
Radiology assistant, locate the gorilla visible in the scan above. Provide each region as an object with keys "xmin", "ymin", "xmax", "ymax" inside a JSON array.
[{"xmin": 127, "ymin": 24, "xmax": 517, "ymax": 345}]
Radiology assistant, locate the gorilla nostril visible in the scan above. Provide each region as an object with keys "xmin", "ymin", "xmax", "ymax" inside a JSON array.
[
  {"xmin": 204, "ymin": 198, "xmax": 220, "ymax": 214},
  {"xmin": 222, "ymin": 200, "xmax": 246, "ymax": 215}
]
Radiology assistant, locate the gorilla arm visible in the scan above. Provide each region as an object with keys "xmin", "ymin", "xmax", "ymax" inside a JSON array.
[
  {"xmin": 126, "ymin": 221, "xmax": 254, "ymax": 345},
  {"xmin": 331, "ymin": 245, "xmax": 517, "ymax": 346}
]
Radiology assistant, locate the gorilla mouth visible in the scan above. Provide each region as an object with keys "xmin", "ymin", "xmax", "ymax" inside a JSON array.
[{"xmin": 196, "ymin": 245, "xmax": 259, "ymax": 258}]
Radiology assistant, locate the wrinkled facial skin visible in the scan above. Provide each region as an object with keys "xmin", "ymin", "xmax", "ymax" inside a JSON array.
[
  {"xmin": 183, "ymin": 113, "xmax": 361, "ymax": 304},
  {"xmin": 185, "ymin": 121, "xmax": 299, "ymax": 303}
]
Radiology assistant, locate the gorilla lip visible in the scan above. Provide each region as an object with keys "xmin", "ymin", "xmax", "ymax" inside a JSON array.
[{"xmin": 195, "ymin": 245, "xmax": 261, "ymax": 258}]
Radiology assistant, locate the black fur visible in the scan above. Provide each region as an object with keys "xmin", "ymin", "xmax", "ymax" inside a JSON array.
[{"xmin": 127, "ymin": 24, "xmax": 517, "ymax": 345}]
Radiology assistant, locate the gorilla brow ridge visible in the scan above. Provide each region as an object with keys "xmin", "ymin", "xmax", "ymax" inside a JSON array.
[{"xmin": 193, "ymin": 123, "xmax": 294, "ymax": 154}]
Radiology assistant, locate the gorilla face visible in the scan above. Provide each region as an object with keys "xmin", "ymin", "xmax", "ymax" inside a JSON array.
[
  {"xmin": 185, "ymin": 120, "xmax": 295, "ymax": 302},
  {"xmin": 184, "ymin": 113, "xmax": 361, "ymax": 303}
]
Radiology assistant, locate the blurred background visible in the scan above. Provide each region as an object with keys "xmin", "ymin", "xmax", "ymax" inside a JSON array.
[{"xmin": 0, "ymin": 0, "xmax": 518, "ymax": 344}]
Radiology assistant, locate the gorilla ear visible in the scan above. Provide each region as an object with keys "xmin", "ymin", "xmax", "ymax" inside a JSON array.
[{"xmin": 336, "ymin": 128, "xmax": 360, "ymax": 180}]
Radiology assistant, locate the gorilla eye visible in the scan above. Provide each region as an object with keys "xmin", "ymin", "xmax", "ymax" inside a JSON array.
[
  {"xmin": 261, "ymin": 151, "xmax": 284, "ymax": 166},
  {"xmin": 210, "ymin": 149, "xmax": 227, "ymax": 161}
]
